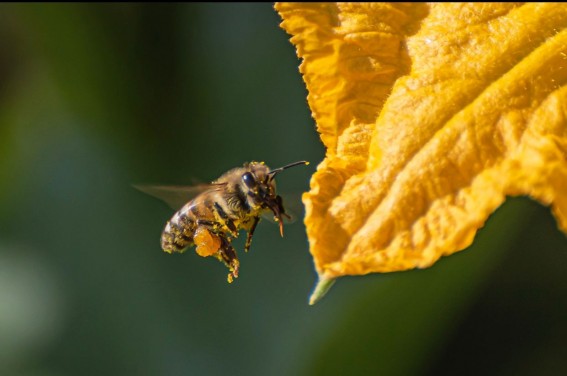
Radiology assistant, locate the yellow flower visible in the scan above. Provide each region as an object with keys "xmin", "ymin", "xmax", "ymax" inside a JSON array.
[{"xmin": 275, "ymin": 3, "xmax": 567, "ymax": 304}]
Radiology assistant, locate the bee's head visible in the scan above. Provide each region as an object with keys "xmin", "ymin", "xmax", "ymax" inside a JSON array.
[{"xmin": 240, "ymin": 161, "xmax": 308, "ymax": 236}]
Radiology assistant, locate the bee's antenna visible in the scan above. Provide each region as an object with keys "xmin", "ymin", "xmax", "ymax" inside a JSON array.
[{"xmin": 268, "ymin": 160, "xmax": 309, "ymax": 181}]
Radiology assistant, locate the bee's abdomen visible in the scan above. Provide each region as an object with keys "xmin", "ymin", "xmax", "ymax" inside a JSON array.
[{"xmin": 161, "ymin": 209, "xmax": 197, "ymax": 253}]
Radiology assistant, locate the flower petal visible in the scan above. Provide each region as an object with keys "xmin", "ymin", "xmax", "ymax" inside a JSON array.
[{"xmin": 276, "ymin": 3, "xmax": 567, "ymax": 302}]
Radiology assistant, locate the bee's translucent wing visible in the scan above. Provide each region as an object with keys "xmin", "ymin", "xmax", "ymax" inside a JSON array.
[{"xmin": 133, "ymin": 183, "xmax": 225, "ymax": 210}]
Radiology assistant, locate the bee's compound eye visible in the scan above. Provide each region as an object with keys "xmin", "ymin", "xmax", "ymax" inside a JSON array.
[{"xmin": 242, "ymin": 172, "xmax": 256, "ymax": 189}]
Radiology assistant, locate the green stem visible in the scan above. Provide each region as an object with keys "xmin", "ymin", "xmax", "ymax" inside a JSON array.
[{"xmin": 309, "ymin": 275, "xmax": 336, "ymax": 305}]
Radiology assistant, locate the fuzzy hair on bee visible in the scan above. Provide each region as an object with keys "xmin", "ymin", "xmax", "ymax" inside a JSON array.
[{"xmin": 135, "ymin": 160, "xmax": 308, "ymax": 282}]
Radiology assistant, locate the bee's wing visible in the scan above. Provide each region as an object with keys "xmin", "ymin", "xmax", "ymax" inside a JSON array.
[{"xmin": 133, "ymin": 183, "xmax": 226, "ymax": 210}]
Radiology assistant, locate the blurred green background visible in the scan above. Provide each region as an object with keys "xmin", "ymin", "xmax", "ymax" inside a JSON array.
[{"xmin": 1, "ymin": 3, "xmax": 567, "ymax": 376}]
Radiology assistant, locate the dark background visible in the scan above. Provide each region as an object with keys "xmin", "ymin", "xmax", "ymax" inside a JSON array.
[{"xmin": 0, "ymin": 4, "xmax": 566, "ymax": 376}]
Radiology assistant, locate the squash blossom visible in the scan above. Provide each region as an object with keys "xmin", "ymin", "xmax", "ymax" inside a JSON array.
[{"xmin": 275, "ymin": 3, "xmax": 567, "ymax": 304}]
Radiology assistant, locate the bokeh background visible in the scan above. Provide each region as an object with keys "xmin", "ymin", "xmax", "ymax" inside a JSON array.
[{"xmin": 1, "ymin": 3, "xmax": 567, "ymax": 376}]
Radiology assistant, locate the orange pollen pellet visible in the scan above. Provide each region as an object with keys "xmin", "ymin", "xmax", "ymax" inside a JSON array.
[{"xmin": 194, "ymin": 227, "xmax": 221, "ymax": 257}]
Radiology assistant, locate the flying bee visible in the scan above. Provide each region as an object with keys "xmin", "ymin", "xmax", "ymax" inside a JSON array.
[{"xmin": 135, "ymin": 160, "xmax": 309, "ymax": 283}]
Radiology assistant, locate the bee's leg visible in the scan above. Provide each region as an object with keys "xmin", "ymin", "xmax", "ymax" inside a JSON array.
[
  {"xmin": 215, "ymin": 236, "xmax": 239, "ymax": 283},
  {"xmin": 196, "ymin": 220, "xmax": 216, "ymax": 229},
  {"xmin": 194, "ymin": 223, "xmax": 238, "ymax": 282},
  {"xmin": 213, "ymin": 202, "xmax": 238, "ymax": 237},
  {"xmin": 244, "ymin": 216, "xmax": 260, "ymax": 253},
  {"xmin": 275, "ymin": 195, "xmax": 292, "ymax": 221}
]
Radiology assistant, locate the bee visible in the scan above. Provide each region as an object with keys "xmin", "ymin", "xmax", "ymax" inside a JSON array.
[{"xmin": 136, "ymin": 160, "xmax": 308, "ymax": 283}]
